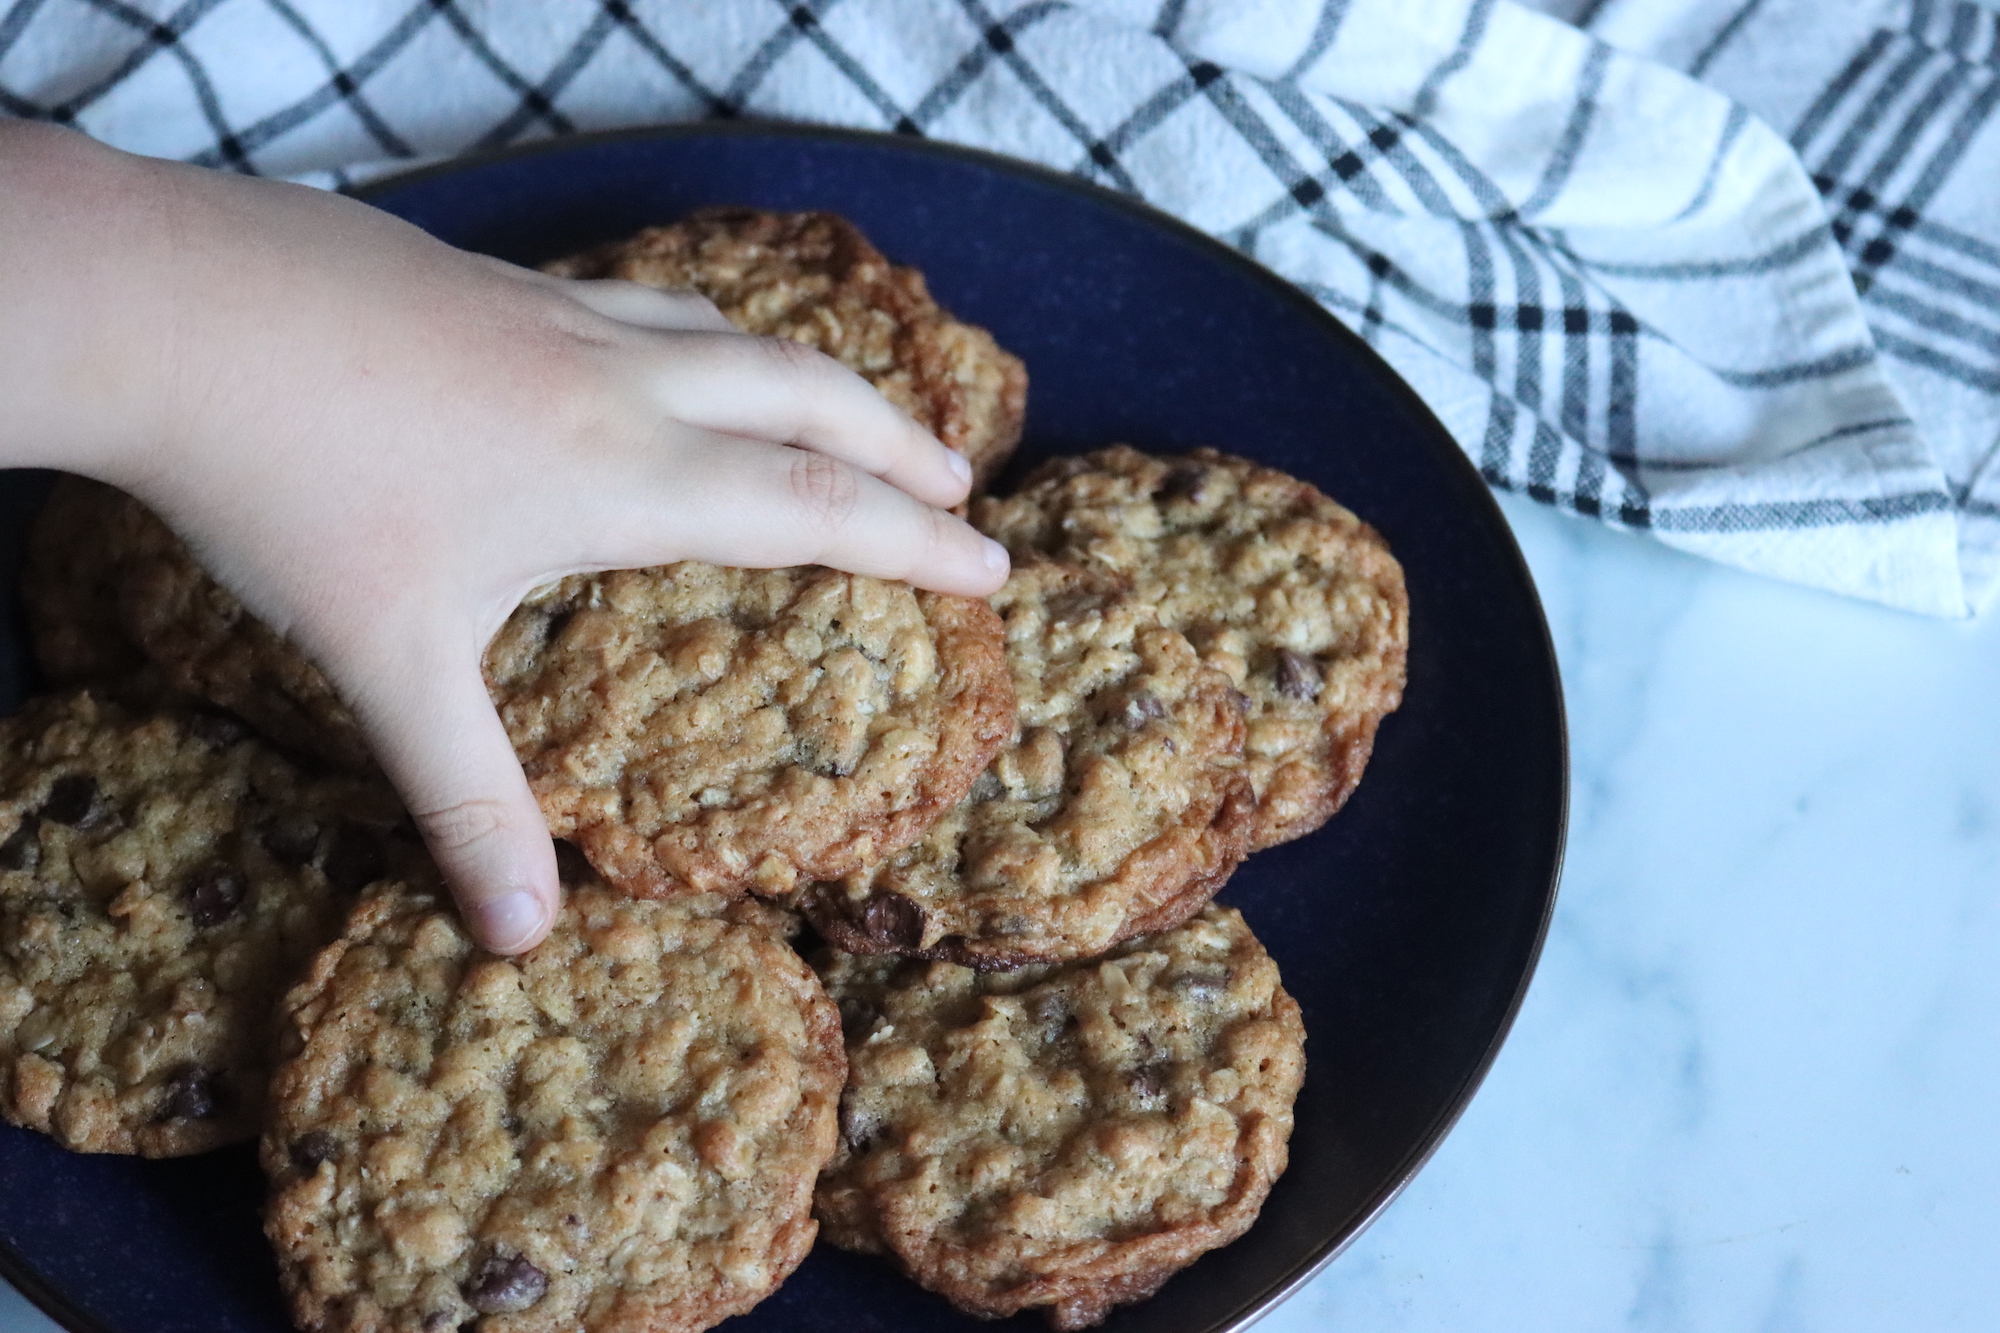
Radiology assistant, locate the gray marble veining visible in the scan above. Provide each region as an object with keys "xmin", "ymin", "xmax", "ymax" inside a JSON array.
[{"xmin": 1261, "ymin": 493, "xmax": 2000, "ymax": 1333}]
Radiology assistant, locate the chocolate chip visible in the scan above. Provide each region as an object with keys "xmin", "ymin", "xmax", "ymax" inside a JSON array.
[
  {"xmin": 1126, "ymin": 1063, "xmax": 1170, "ymax": 1100},
  {"xmin": 463, "ymin": 1253, "xmax": 548, "ymax": 1315},
  {"xmin": 185, "ymin": 865, "xmax": 247, "ymax": 927},
  {"xmin": 859, "ymin": 891, "xmax": 925, "ymax": 951},
  {"xmin": 838, "ymin": 1090, "xmax": 882, "ymax": 1149},
  {"xmin": 552, "ymin": 839, "xmax": 594, "ymax": 886},
  {"xmin": 187, "ymin": 713, "xmax": 250, "ymax": 749},
  {"xmin": 1170, "ymin": 966, "xmax": 1233, "ymax": 1003},
  {"xmin": 1120, "ymin": 691, "xmax": 1167, "ymax": 729},
  {"xmin": 1226, "ymin": 687, "xmax": 1252, "ymax": 714},
  {"xmin": 1045, "ymin": 590, "xmax": 1109, "ymax": 624},
  {"xmin": 41, "ymin": 775, "xmax": 104, "ymax": 828},
  {"xmin": 1156, "ymin": 464, "xmax": 1210, "ymax": 503},
  {"xmin": 0, "ymin": 819, "xmax": 38, "ymax": 872},
  {"xmin": 323, "ymin": 825, "xmax": 385, "ymax": 894},
  {"xmin": 289, "ymin": 1130, "xmax": 341, "ymax": 1171},
  {"xmin": 160, "ymin": 1067, "xmax": 218, "ymax": 1121},
  {"xmin": 419, "ymin": 1314, "xmax": 455, "ymax": 1333},
  {"xmin": 1275, "ymin": 650, "xmax": 1323, "ymax": 702},
  {"xmin": 260, "ymin": 812, "xmax": 321, "ymax": 866}
]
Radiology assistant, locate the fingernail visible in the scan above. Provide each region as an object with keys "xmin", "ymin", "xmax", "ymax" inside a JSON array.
[
  {"xmin": 945, "ymin": 450, "xmax": 973, "ymax": 485},
  {"xmin": 474, "ymin": 890, "xmax": 547, "ymax": 954},
  {"xmin": 982, "ymin": 537, "xmax": 1011, "ymax": 577}
]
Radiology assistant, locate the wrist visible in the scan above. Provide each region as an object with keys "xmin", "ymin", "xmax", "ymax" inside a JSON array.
[{"xmin": 0, "ymin": 123, "xmax": 194, "ymax": 485}]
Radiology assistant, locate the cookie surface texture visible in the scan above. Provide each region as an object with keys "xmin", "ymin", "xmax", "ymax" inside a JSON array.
[
  {"xmin": 486, "ymin": 563, "xmax": 1014, "ymax": 898},
  {"xmin": 815, "ymin": 905, "xmax": 1304, "ymax": 1330},
  {"xmin": 799, "ymin": 560, "xmax": 1253, "ymax": 967},
  {"xmin": 24, "ymin": 477, "xmax": 374, "ymax": 774},
  {"xmin": 262, "ymin": 878, "xmax": 844, "ymax": 1333},
  {"xmin": 0, "ymin": 691, "xmax": 405, "ymax": 1155},
  {"xmin": 544, "ymin": 208, "xmax": 1027, "ymax": 490},
  {"xmin": 974, "ymin": 447, "xmax": 1408, "ymax": 849}
]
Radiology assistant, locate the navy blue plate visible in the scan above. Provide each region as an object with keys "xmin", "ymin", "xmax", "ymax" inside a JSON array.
[{"xmin": 0, "ymin": 124, "xmax": 1565, "ymax": 1333}]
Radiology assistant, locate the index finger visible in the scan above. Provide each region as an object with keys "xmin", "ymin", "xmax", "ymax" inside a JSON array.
[{"xmin": 641, "ymin": 330, "xmax": 974, "ymax": 510}]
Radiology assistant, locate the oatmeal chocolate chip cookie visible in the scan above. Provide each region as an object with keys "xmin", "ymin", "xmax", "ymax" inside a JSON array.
[
  {"xmin": 544, "ymin": 208, "xmax": 1027, "ymax": 491},
  {"xmin": 814, "ymin": 905, "xmax": 1304, "ymax": 1330},
  {"xmin": 28, "ymin": 485, "xmax": 1014, "ymax": 895},
  {"xmin": 24, "ymin": 476, "xmax": 375, "ymax": 774},
  {"xmin": 0, "ymin": 691, "xmax": 407, "ymax": 1156},
  {"xmin": 974, "ymin": 446, "xmax": 1408, "ymax": 849},
  {"xmin": 262, "ymin": 876, "xmax": 844, "ymax": 1333},
  {"xmin": 798, "ymin": 560, "xmax": 1253, "ymax": 968},
  {"xmin": 486, "ymin": 563, "xmax": 1014, "ymax": 899}
]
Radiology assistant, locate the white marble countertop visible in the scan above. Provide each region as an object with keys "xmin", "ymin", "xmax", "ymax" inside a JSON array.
[{"xmin": 6, "ymin": 492, "xmax": 1996, "ymax": 1333}]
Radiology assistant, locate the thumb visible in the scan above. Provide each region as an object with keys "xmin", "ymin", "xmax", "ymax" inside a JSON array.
[{"xmin": 334, "ymin": 636, "xmax": 559, "ymax": 955}]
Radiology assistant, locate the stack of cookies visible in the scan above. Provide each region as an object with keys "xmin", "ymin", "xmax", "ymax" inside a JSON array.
[{"xmin": 0, "ymin": 209, "xmax": 1407, "ymax": 1332}]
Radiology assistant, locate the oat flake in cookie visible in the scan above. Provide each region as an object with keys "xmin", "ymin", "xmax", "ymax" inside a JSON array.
[
  {"xmin": 815, "ymin": 905, "xmax": 1304, "ymax": 1330},
  {"xmin": 486, "ymin": 563, "xmax": 1014, "ymax": 898},
  {"xmin": 0, "ymin": 691, "xmax": 405, "ymax": 1156},
  {"xmin": 975, "ymin": 446, "xmax": 1408, "ymax": 849},
  {"xmin": 543, "ymin": 208, "xmax": 1028, "ymax": 491},
  {"xmin": 262, "ymin": 876, "xmax": 844, "ymax": 1333},
  {"xmin": 798, "ymin": 560, "xmax": 1253, "ymax": 967}
]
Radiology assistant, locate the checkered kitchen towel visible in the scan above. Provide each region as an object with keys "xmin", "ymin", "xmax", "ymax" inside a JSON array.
[{"xmin": 3, "ymin": 0, "xmax": 1996, "ymax": 616}]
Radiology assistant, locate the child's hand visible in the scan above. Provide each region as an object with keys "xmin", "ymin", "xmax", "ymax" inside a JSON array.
[{"xmin": 0, "ymin": 122, "xmax": 1010, "ymax": 954}]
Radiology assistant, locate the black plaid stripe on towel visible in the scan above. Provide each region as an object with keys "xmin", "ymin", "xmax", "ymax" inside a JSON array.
[{"xmin": 4, "ymin": 0, "xmax": 1995, "ymax": 615}]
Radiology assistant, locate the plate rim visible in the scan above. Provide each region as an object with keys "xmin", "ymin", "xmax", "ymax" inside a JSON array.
[{"xmin": 0, "ymin": 119, "xmax": 1568, "ymax": 1333}]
